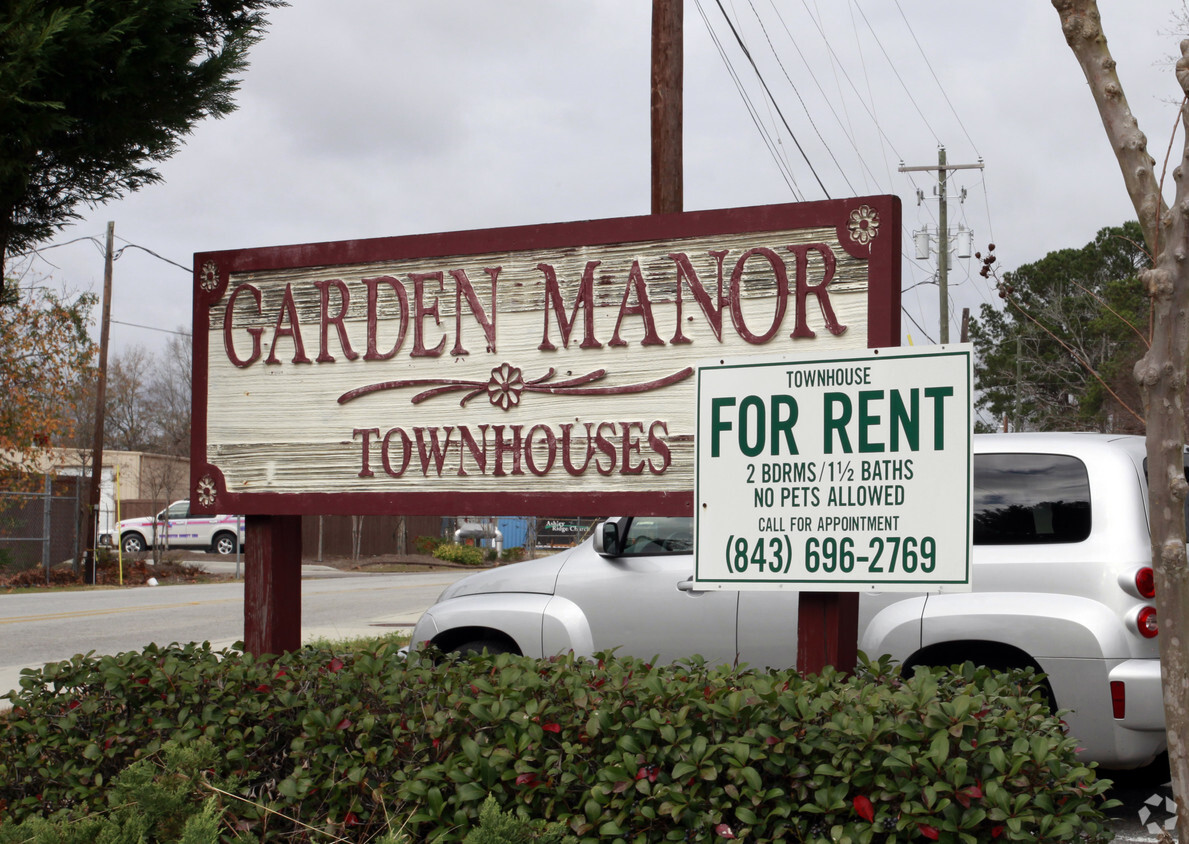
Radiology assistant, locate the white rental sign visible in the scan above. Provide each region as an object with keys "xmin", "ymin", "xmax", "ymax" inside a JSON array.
[{"xmin": 693, "ymin": 345, "xmax": 972, "ymax": 592}]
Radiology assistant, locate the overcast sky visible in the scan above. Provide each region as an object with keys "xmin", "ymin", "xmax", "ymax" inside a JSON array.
[{"xmin": 14, "ymin": 1, "xmax": 1189, "ymax": 358}]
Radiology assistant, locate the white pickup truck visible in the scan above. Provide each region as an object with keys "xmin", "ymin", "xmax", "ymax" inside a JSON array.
[
  {"xmin": 411, "ymin": 433, "xmax": 1168, "ymax": 770},
  {"xmin": 116, "ymin": 500, "xmax": 245, "ymax": 555}
]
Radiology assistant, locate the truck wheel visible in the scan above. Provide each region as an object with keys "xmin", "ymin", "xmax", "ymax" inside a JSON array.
[
  {"xmin": 211, "ymin": 532, "xmax": 239, "ymax": 556},
  {"xmin": 121, "ymin": 533, "xmax": 146, "ymax": 554}
]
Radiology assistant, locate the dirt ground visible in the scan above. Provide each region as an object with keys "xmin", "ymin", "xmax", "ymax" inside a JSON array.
[{"xmin": 309, "ymin": 553, "xmax": 482, "ymax": 573}]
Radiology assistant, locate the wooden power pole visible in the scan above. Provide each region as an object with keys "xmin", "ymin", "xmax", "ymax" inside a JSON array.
[
  {"xmin": 899, "ymin": 149, "xmax": 983, "ymax": 343},
  {"xmin": 651, "ymin": 0, "xmax": 683, "ymax": 215},
  {"xmin": 84, "ymin": 221, "xmax": 114, "ymax": 584}
]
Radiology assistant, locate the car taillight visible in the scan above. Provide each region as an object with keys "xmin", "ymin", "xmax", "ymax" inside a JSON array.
[
  {"xmin": 1135, "ymin": 567, "xmax": 1155, "ymax": 599},
  {"xmin": 1137, "ymin": 606, "xmax": 1158, "ymax": 638},
  {"xmin": 1110, "ymin": 681, "xmax": 1125, "ymax": 719}
]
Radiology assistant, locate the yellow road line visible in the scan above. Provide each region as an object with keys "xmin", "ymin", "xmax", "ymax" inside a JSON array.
[{"xmin": 0, "ymin": 599, "xmax": 238, "ymax": 625}]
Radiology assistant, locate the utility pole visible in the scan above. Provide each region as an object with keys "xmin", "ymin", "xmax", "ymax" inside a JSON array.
[
  {"xmin": 83, "ymin": 221, "xmax": 114, "ymax": 584},
  {"xmin": 651, "ymin": 0, "xmax": 682, "ymax": 215},
  {"xmin": 899, "ymin": 148, "xmax": 983, "ymax": 343}
]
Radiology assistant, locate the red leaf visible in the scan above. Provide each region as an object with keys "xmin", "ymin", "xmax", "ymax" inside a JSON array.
[
  {"xmin": 991, "ymin": 825, "xmax": 1005, "ymax": 839},
  {"xmin": 344, "ymin": 811, "xmax": 362, "ymax": 826},
  {"xmin": 328, "ymin": 657, "xmax": 344, "ymax": 673},
  {"xmin": 255, "ymin": 684, "xmax": 270, "ymax": 693},
  {"xmin": 918, "ymin": 824, "xmax": 940, "ymax": 840},
  {"xmin": 67, "ymin": 700, "xmax": 80, "ymax": 710},
  {"xmin": 336, "ymin": 718, "xmax": 351, "ymax": 731},
  {"xmin": 853, "ymin": 795, "xmax": 875, "ymax": 822},
  {"xmin": 515, "ymin": 773, "xmax": 538, "ymax": 787},
  {"xmin": 714, "ymin": 823, "xmax": 737, "ymax": 839},
  {"xmin": 955, "ymin": 784, "xmax": 983, "ymax": 808},
  {"xmin": 636, "ymin": 765, "xmax": 658, "ymax": 782}
]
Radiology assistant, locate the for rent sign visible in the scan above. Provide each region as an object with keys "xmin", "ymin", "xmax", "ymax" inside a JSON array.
[
  {"xmin": 191, "ymin": 198, "xmax": 900, "ymax": 516},
  {"xmin": 693, "ymin": 345, "xmax": 972, "ymax": 591}
]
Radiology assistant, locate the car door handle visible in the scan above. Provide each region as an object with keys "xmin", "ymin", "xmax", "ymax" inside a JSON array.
[{"xmin": 677, "ymin": 579, "xmax": 703, "ymax": 593}]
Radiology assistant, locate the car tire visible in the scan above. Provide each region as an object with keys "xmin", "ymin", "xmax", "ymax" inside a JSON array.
[
  {"xmin": 452, "ymin": 639, "xmax": 511, "ymax": 657},
  {"xmin": 211, "ymin": 532, "xmax": 239, "ymax": 556},
  {"xmin": 121, "ymin": 533, "xmax": 146, "ymax": 554}
]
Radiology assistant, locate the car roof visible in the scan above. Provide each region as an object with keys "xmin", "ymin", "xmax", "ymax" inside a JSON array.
[{"xmin": 972, "ymin": 431, "xmax": 1148, "ymax": 467}]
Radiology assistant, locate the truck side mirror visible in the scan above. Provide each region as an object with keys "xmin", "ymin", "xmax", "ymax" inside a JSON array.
[{"xmin": 594, "ymin": 521, "xmax": 621, "ymax": 557}]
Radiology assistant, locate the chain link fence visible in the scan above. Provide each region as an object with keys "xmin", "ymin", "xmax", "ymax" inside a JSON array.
[{"xmin": 0, "ymin": 476, "xmax": 83, "ymax": 581}]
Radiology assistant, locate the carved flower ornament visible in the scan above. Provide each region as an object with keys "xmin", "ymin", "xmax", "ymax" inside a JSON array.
[
  {"xmin": 487, "ymin": 363, "xmax": 526, "ymax": 410},
  {"xmin": 196, "ymin": 475, "xmax": 218, "ymax": 507},
  {"xmin": 200, "ymin": 261, "xmax": 220, "ymax": 292},
  {"xmin": 847, "ymin": 205, "xmax": 880, "ymax": 246}
]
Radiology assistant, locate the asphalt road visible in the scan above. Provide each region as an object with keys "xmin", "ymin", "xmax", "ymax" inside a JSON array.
[
  {"xmin": 0, "ymin": 566, "xmax": 471, "ymax": 701},
  {"xmin": 1105, "ymin": 763, "xmax": 1180, "ymax": 843}
]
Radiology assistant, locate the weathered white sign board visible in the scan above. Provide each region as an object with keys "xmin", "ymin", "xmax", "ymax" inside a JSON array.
[
  {"xmin": 693, "ymin": 345, "xmax": 972, "ymax": 591},
  {"xmin": 191, "ymin": 198, "xmax": 901, "ymax": 516}
]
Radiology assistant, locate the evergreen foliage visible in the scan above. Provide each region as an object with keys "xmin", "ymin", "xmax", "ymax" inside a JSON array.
[
  {"xmin": 969, "ymin": 222, "xmax": 1149, "ymax": 432},
  {"xmin": 0, "ymin": 0, "xmax": 284, "ymax": 286},
  {"xmin": 0, "ymin": 642, "xmax": 1117, "ymax": 842}
]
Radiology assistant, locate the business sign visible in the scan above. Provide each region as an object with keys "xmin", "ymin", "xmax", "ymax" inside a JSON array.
[
  {"xmin": 693, "ymin": 345, "xmax": 972, "ymax": 591},
  {"xmin": 191, "ymin": 198, "xmax": 900, "ymax": 517}
]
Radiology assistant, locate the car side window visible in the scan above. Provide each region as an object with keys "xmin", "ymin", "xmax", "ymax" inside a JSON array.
[
  {"xmin": 620, "ymin": 517, "xmax": 694, "ymax": 555},
  {"xmin": 165, "ymin": 502, "xmax": 189, "ymax": 520},
  {"xmin": 973, "ymin": 453, "xmax": 1091, "ymax": 545}
]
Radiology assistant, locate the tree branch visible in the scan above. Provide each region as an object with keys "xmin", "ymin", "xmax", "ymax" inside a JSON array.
[{"xmin": 1052, "ymin": 0, "xmax": 1167, "ymax": 251}]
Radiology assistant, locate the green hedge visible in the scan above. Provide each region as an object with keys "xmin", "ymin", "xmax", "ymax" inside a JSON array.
[
  {"xmin": 433, "ymin": 543, "xmax": 487, "ymax": 565},
  {"xmin": 0, "ymin": 644, "xmax": 1115, "ymax": 842}
]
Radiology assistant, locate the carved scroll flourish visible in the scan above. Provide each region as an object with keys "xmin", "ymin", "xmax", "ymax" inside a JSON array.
[{"xmin": 338, "ymin": 363, "xmax": 694, "ymax": 409}]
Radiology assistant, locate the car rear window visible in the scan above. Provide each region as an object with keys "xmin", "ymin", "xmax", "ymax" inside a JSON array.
[{"xmin": 973, "ymin": 453, "xmax": 1091, "ymax": 545}]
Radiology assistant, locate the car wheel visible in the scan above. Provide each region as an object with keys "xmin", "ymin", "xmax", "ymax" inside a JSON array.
[
  {"xmin": 452, "ymin": 639, "xmax": 511, "ymax": 657},
  {"xmin": 211, "ymin": 532, "xmax": 238, "ymax": 556},
  {"xmin": 121, "ymin": 533, "xmax": 146, "ymax": 554}
]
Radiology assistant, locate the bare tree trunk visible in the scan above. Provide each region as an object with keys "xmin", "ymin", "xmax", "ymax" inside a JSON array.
[
  {"xmin": 351, "ymin": 515, "xmax": 363, "ymax": 562},
  {"xmin": 1053, "ymin": 0, "xmax": 1189, "ymax": 830}
]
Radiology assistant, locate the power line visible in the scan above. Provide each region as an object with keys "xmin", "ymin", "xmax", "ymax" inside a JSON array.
[
  {"xmin": 112, "ymin": 240, "xmax": 190, "ymax": 273},
  {"xmin": 693, "ymin": 0, "xmax": 804, "ymax": 199},
  {"xmin": 762, "ymin": 0, "xmax": 886, "ymax": 194},
  {"xmin": 111, "ymin": 319, "xmax": 191, "ymax": 337},
  {"xmin": 894, "ymin": 0, "xmax": 980, "ymax": 157},
  {"xmin": 850, "ymin": 2, "xmax": 942, "ymax": 146},
  {"xmin": 900, "ymin": 307, "xmax": 936, "ymax": 344},
  {"xmin": 745, "ymin": 0, "xmax": 856, "ymax": 195},
  {"xmin": 712, "ymin": 0, "xmax": 832, "ymax": 198}
]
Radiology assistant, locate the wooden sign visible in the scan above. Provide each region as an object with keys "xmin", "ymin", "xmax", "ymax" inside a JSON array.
[{"xmin": 191, "ymin": 198, "xmax": 901, "ymax": 517}]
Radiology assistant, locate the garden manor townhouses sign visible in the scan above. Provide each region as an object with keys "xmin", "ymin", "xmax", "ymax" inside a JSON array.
[{"xmin": 190, "ymin": 198, "xmax": 901, "ymax": 517}]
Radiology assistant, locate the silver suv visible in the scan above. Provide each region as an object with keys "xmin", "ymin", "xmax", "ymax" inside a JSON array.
[{"xmin": 410, "ymin": 433, "xmax": 1166, "ymax": 769}]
